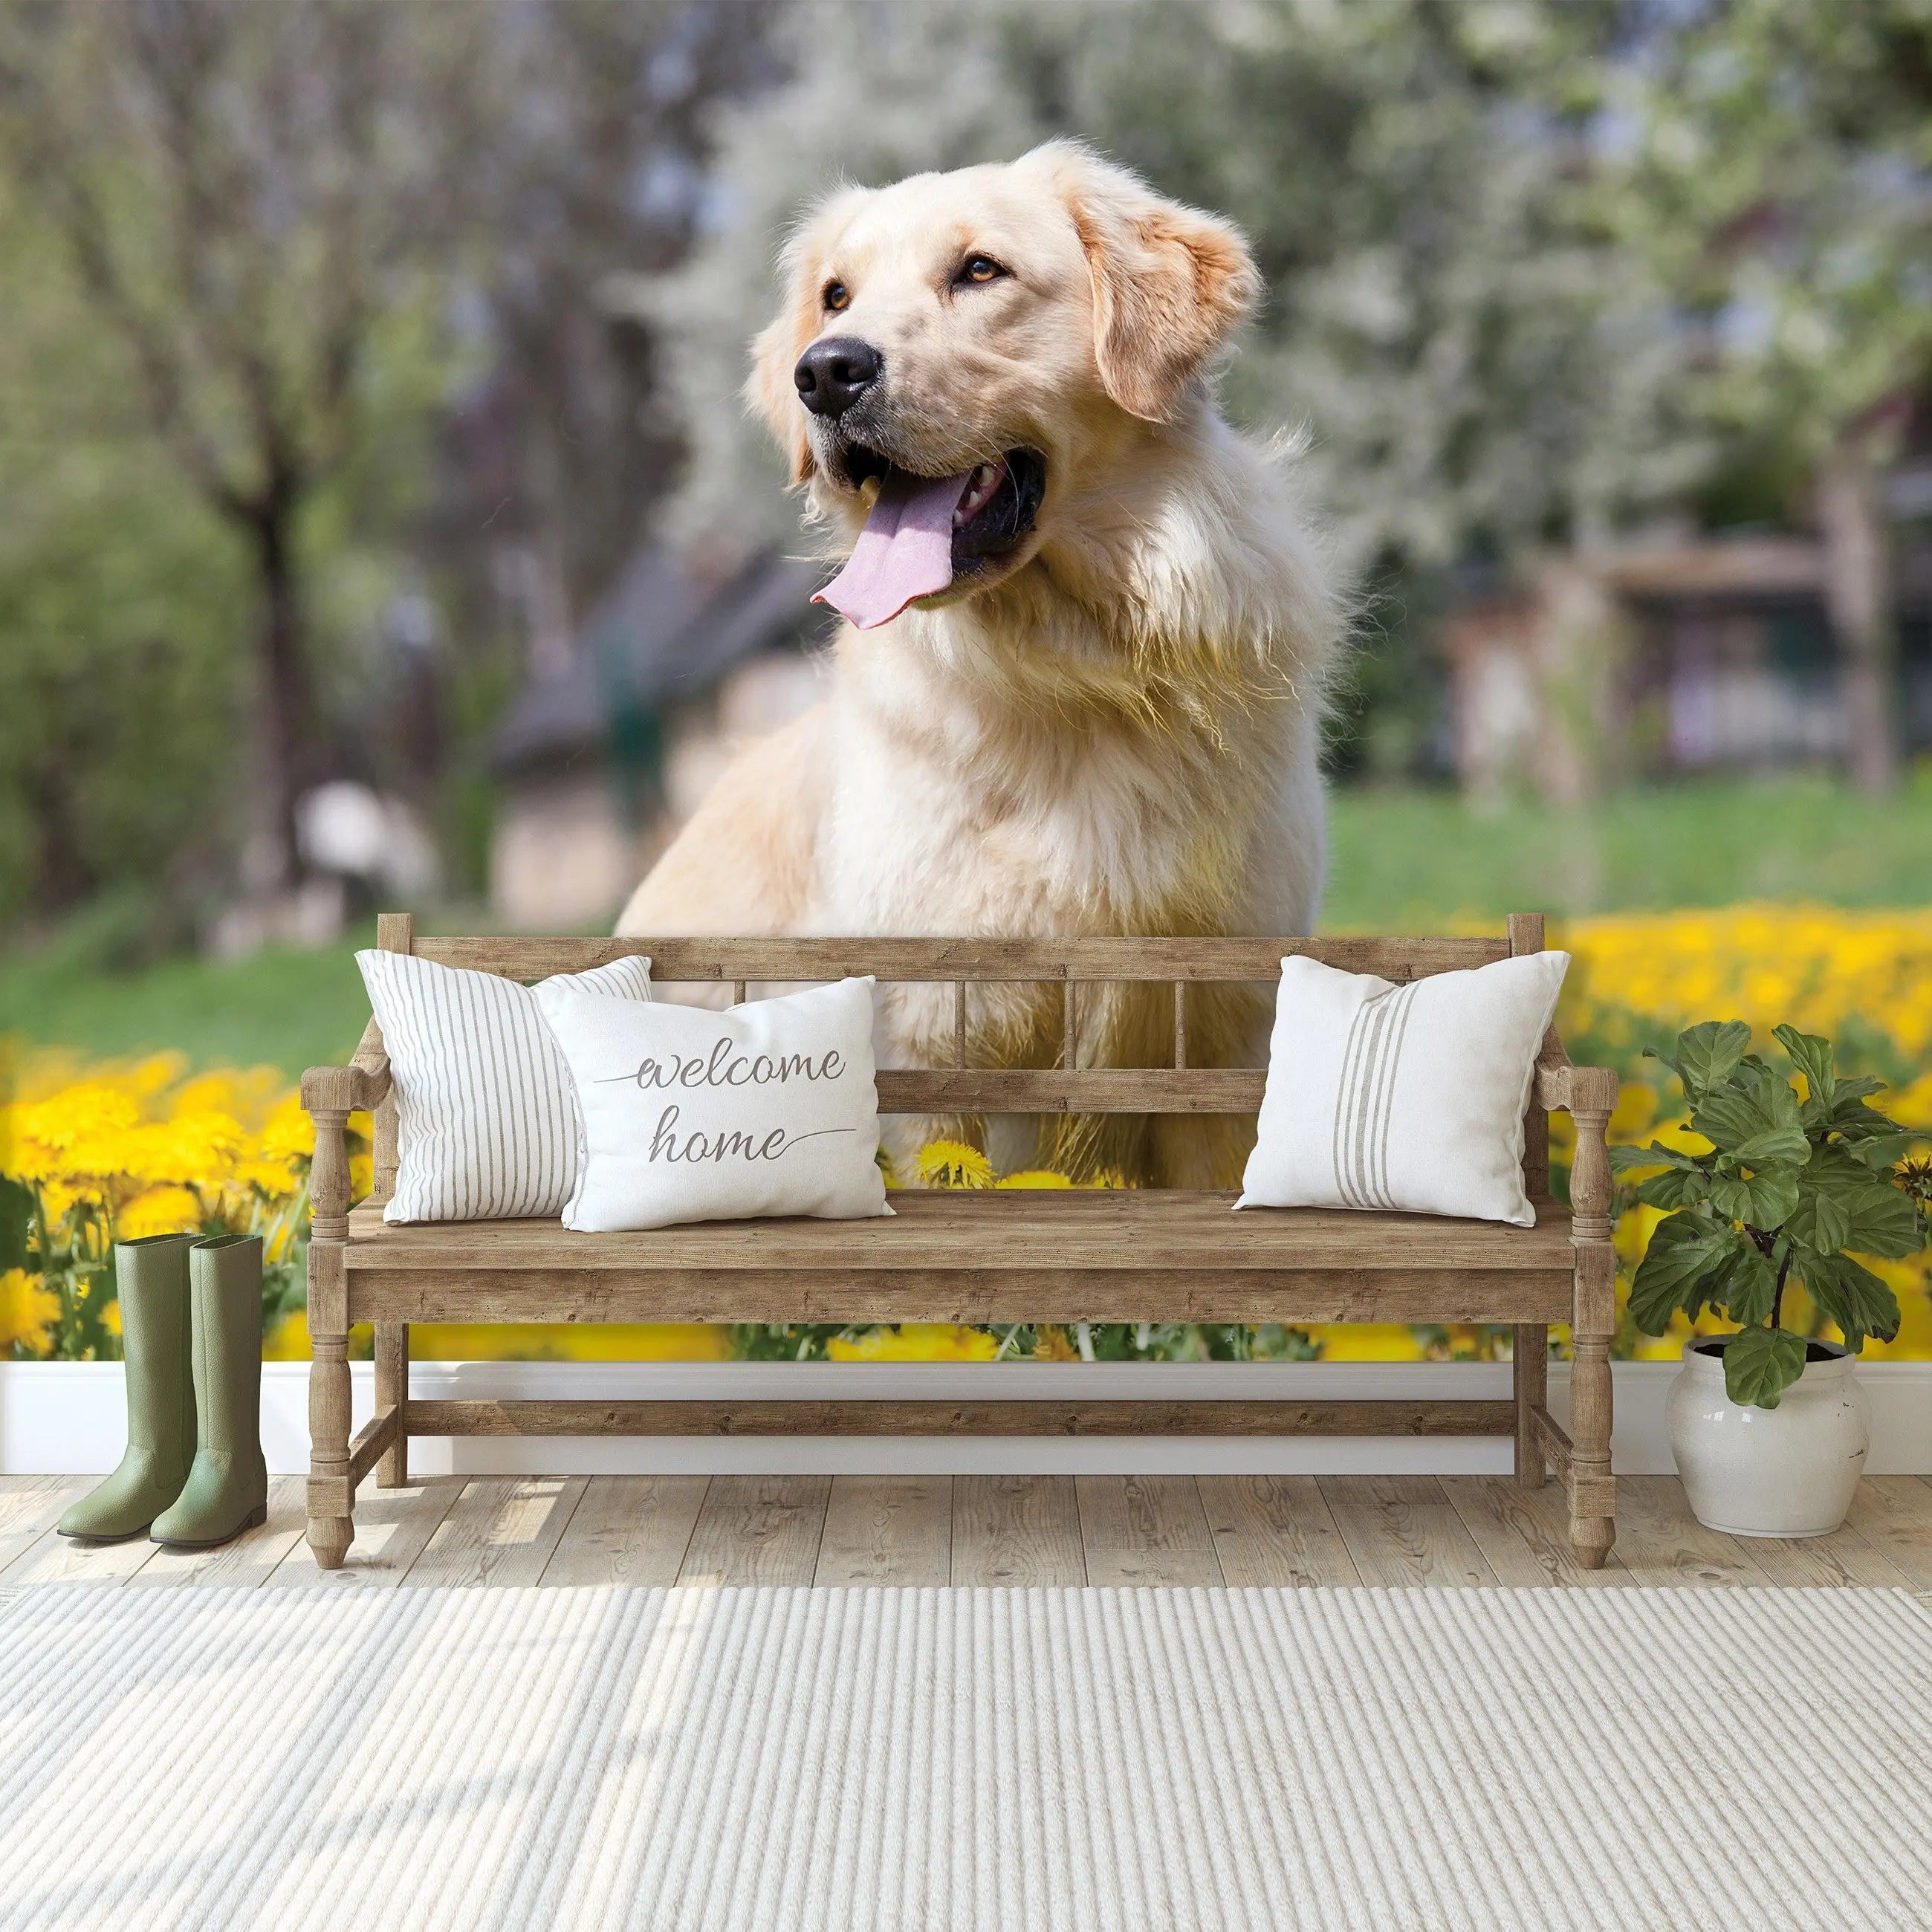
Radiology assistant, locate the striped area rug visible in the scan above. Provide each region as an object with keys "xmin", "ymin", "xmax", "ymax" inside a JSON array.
[{"xmin": 0, "ymin": 1585, "xmax": 1927, "ymax": 1930}]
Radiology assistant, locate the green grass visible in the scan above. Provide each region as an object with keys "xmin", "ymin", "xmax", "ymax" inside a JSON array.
[
  {"xmin": 1320, "ymin": 771, "xmax": 1932, "ymax": 929},
  {"xmin": 4, "ymin": 775, "xmax": 1928, "ymax": 1077},
  {"xmin": 3, "ymin": 932, "xmax": 372, "ymax": 1079}
]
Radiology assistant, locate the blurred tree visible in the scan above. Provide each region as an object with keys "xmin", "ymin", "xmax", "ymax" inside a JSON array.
[
  {"xmin": 0, "ymin": 0, "xmax": 782, "ymax": 927},
  {"xmin": 0, "ymin": 0, "xmax": 474, "ymax": 895},
  {"xmin": 445, "ymin": 0, "xmax": 782, "ymax": 665},
  {"xmin": 1613, "ymin": 0, "xmax": 1932, "ymax": 794},
  {"xmin": 0, "ymin": 125, "xmax": 250, "ymax": 937}
]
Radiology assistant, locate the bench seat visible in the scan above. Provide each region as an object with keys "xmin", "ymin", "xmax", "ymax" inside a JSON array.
[{"xmin": 342, "ymin": 1192, "xmax": 1578, "ymax": 1326}]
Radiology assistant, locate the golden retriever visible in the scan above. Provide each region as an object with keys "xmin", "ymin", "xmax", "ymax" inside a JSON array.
[{"xmin": 618, "ymin": 141, "xmax": 1343, "ymax": 1185}]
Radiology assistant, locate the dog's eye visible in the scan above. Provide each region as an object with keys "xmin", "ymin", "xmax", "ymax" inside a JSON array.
[
  {"xmin": 957, "ymin": 255, "xmax": 1009, "ymax": 287},
  {"xmin": 822, "ymin": 280, "xmax": 850, "ymax": 312}
]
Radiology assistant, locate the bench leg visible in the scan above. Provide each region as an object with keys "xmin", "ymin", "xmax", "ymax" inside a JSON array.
[
  {"xmin": 375, "ymin": 1321, "xmax": 409, "ymax": 1488},
  {"xmin": 308, "ymin": 1330, "xmax": 355, "ymax": 1569},
  {"xmin": 1513, "ymin": 1323, "xmax": 1546, "ymax": 1488},
  {"xmin": 1567, "ymin": 1242, "xmax": 1617, "ymax": 1569}
]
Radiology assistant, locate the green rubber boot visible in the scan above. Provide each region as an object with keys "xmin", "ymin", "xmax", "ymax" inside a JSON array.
[
  {"xmin": 151, "ymin": 1235, "xmax": 268, "ymax": 1550},
  {"xmin": 58, "ymin": 1233, "xmax": 198, "ymax": 1543}
]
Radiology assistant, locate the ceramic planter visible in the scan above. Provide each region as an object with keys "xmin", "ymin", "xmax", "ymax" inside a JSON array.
[{"xmin": 1667, "ymin": 1336, "xmax": 1870, "ymax": 1537}]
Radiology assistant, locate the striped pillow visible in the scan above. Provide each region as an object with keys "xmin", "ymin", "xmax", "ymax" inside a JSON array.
[
  {"xmin": 357, "ymin": 950, "xmax": 653, "ymax": 1224},
  {"xmin": 1236, "ymin": 950, "xmax": 1568, "ymax": 1226}
]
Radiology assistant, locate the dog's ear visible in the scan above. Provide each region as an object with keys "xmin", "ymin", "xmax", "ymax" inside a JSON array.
[
  {"xmin": 1030, "ymin": 142, "xmax": 1259, "ymax": 424},
  {"xmin": 745, "ymin": 188, "xmax": 870, "ymax": 486}
]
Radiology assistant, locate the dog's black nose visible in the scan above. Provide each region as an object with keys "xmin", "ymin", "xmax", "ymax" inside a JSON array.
[{"xmin": 794, "ymin": 337, "xmax": 881, "ymax": 417}]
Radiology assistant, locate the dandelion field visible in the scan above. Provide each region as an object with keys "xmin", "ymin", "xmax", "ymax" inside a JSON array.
[{"xmin": 4, "ymin": 901, "xmax": 1926, "ymax": 1368}]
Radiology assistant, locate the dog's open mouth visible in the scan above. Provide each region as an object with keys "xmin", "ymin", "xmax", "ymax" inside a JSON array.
[{"xmin": 815, "ymin": 447, "xmax": 1046, "ymax": 629}]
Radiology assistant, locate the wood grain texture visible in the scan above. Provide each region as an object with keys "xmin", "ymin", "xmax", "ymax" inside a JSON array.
[
  {"xmin": 678, "ymin": 1476, "xmax": 831, "ymax": 1586},
  {"xmin": 268, "ymin": 1479, "xmax": 462, "ymax": 1589},
  {"xmin": 353, "ymin": 1271, "xmax": 1574, "ymax": 1327},
  {"xmin": 1077, "ymin": 1476, "xmax": 1223, "ymax": 1586},
  {"xmin": 814, "ymin": 1476, "xmax": 953, "ymax": 1586},
  {"xmin": 1320, "ymin": 1476, "xmax": 1497, "ymax": 1587},
  {"xmin": 401, "ymin": 1397, "xmax": 1520, "ymax": 1439},
  {"xmin": 1, "ymin": 1518, "xmax": 160, "ymax": 1586},
  {"xmin": 1199, "ymin": 1476, "xmax": 1363, "ymax": 1586},
  {"xmin": 1076, "ymin": 1475, "xmax": 1213, "ymax": 1552},
  {"xmin": 340, "ymin": 1192, "xmax": 1578, "ymax": 1274},
  {"xmin": 0, "ymin": 1477, "xmax": 85, "ymax": 1575},
  {"xmin": 538, "ymin": 1476, "xmax": 709, "ymax": 1587},
  {"xmin": 416, "ymin": 933, "xmax": 1511, "ymax": 984},
  {"xmin": 1445, "ymin": 1478, "xmax": 1609, "ymax": 1588},
  {"xmin": 1513, "ymin": 1324, "xmax": 1547, "ymax": 1488},
  {"xmin": 1609, "ymin": 1476, "xmax": 1769, "ymax": 1587},
  {"xmin": 403, "ymin": 1476, "xmax": 587, "ymax": 1588},
  {"xmin": 4, "ymin": 1474, "xmax": 1928, "ymax": 1595},
  {"xmin": 1728, "ymin": 1521, "xmax": 1918, "ymax": 1589},
  {"xmin": 374, "ymin": 1323, "xmax": 409, "ymax": 1488},
  {"xmin": 873, "ymin": 1068, "xmax": 1265, "ymax": 1114},
  {"xmin": 1082, "ymin": 1549, "xmax": 1228, "ymax": 1586},
  {"xmin": 1842, "ymin": 1477, "xmax": 1932, "ymax": 1591},
  {"xmin": 951, "ymin": 1476, "xmax": 1086, "ymax": 1586},
  {"xmin": 346, "ymin": 1406, "xmax": 399, "ymax": 1486}
]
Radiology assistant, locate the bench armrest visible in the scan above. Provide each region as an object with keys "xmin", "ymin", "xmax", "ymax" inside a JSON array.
[
  {"xmin": 1533, "ymin": 1040, "xmax": 1617, "ymax": 1242},
  {"xmin": 1533, "ymin": 1041, "xmax": 1616, "ymax": 1118},
  {"xmin": 301, "ymin": 1046, "xmax": 390, "ymax": 1238},
  {"xmin": 299, "ymin": 1056, "xmax": 391, "ymax": 1115}
]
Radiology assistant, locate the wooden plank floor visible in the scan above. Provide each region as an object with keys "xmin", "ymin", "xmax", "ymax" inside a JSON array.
[{"xmin": 4, "ymin": 1473, "xmax": 1931, "ymax": 1594}]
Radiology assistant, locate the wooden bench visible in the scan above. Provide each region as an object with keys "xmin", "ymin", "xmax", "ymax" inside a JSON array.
[{"xmin": 300, "ymin": 913, "xmax": 1619, "ymax": 1570}]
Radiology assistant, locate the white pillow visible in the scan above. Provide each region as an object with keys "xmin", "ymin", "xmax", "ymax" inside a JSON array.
[
  {"xmin": 1237, "ymin": 951, "xmax": 1569, "ymax": 1227},
  {"xmin": 357, "ymin": 950, "xmax": 653, "ymax": 1224},
  {"xmin": 534, "ymin": 976, "xmax": 891, "ymax": 1233}
]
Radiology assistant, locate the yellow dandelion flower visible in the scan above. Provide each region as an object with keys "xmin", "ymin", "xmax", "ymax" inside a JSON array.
[
  {"xmin": 117, "ymin": 1187, "xmax": 203, "ymax": 1239},
  {"xmin": 913, "ymin": 1139, "xmax": 993, "ymax": 1188},
  {"xmin": 994, "ymin": 1169, "xmax": 1073, "ymax": 1189},
  {"xmin": 0, "ymin": 1269, "xmax": 62, "ymax": 1357},
  {"xmin": 1310, "ymin": 1323, "xmax": 1428, "ymax": 1362},
  {"xmin": 828, "ymin": 1323, "xmax": 1002, "ymax": 1362},
  {"xmin": 263, "ymin": 1309, "xmax": 313, "ymax": 1361}
]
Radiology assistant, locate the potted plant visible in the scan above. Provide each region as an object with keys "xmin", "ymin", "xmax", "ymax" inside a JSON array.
[{"xmin": 1613, "ymin": 1021, "xmax": 1931, "ymax": 1537}]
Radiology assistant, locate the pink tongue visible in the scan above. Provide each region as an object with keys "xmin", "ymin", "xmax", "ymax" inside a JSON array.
[{"xmin": 814, "ymin": 468, "xmax": 972, "ymax": 629}]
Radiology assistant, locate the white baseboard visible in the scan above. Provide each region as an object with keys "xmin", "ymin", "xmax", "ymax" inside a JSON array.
[{"xmin": 5, "ymin": 1359, "xmax": 1930, "ymax": 1477}]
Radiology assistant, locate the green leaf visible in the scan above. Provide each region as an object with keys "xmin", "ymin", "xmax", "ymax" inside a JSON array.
[
  {"xmin": 1802, "ymin": 1140, "xmax": 1884, "ymax": 1197},
  {"xmin": 1840, "ymin": 1183, "xmax": 1925, "ymax": 1260},
  {"xmin": 1692, "ymin": 1063, "xmax": 1809, "ymax": 1167},
  {"xmin": 1628, "ymin": 1215, "xmax": 1744, "ymax": 1334},
  {"xmin": 1718, "ymin": 1245, "xmax": 1780, "ymax": 1327},
  {"xmin": 1722, "ymin": 1326, "xmax": 1809, "ymax": 1409},
  {"xmin": 0, "ymin": 1178, "xmax": 31, "ymax": 1276},
  {"xmin": 1610, "ymin": 1141, "xmax": 1705, "ymax": 1177},
  {"xmin": 1638, "ymin": 1164, "xmax": 1713, "ymax": 1211},
  {"xmin": 1705, "ymin": 1164, "xmax": 1800, "ymax": 1231},
  {"xmin": 1656, "ymin": 1021, "xmax": 1752, "ymax": 1102},
  {"xmin": 1786, "ymin": 1187, "xmax": 1852, "ymax": 1256},
  {"xmin": 1829, "ymin": 1097, "xmax": 1909, "ymax": 1147},
  {"xmin": 1774, "ymin": 1025, "xmax": 1836, "ymax": 1112},
  {"xmin": 1796, "ymin": 1253, "xmax": 1900, "ymax": 1351}
]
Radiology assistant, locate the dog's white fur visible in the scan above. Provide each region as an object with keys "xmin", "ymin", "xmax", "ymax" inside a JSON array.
[{"xmin": 619, "ymin": 142, "xmax": 1343, "ymax": 1185}]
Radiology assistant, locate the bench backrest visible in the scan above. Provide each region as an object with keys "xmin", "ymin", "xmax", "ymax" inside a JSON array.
[{"xmin": 361, "ymin": 915, "xmax": 1552, "ymax": 1195}]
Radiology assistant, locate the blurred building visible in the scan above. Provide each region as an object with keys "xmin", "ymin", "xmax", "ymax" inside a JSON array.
[
  {"xmin": 490, "ymin": 544, "xmax": 828, "ymax": 928},
  {"xmin": 1441, "ymin": 535, "xmax": 1932, "ymax": 803}
]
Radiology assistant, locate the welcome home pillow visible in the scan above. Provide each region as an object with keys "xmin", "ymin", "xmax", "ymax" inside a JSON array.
[
  {"xmin": 534, "ymin": 976, "xmax": 890, "ymax": 1233},
  {"xmin": 1237, "ymin": 950, "xmax": 1569, "ymax": 1227},
  {"xmin": 357, "ymin": 950, "xmax": 653, "ymax": 1224}
]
